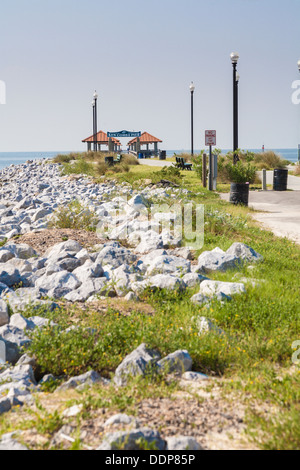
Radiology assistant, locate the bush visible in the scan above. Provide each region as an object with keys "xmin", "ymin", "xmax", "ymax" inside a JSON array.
[
  {"xmin": 224, "ymin": 161, "xmax": 257, "ymax": 184},
  {"xmin": 254, "ymin": 151, "xmax": 289, "ymax": 170},
  {"xmin": 293, "ymin": 164, "xmax": 300, "ymax": 176},
  {"xmin": 48, "ymin": 200, "xmax": 98, "ymax": 231}
]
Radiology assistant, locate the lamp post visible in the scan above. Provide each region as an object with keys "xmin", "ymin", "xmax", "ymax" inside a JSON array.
[
  {"xmin": 230, "ymin": 52, "xmax": 239, "ymax": 163},
  {"xmin": 190, "ymin": 82, "xmax": 195, "ymax": 155},
  {"xmin": 298, "ymin": 61, "xmax": 300, "ymax": 163},
  {"xmin": 93, "ymin": 91, "xmax": 98, "ymax": 151}
]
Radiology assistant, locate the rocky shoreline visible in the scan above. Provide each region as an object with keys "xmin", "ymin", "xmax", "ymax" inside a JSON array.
[{"xmin": 0, "ymin": 159, "xmax": 263, "ymax": 450}]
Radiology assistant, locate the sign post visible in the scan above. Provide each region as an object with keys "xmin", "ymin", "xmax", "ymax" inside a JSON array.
[{"xmin": 205, "ymin": 131, "xmax": 217, "ymax": 191}]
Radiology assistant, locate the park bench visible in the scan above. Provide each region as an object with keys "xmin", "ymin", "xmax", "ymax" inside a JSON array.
[{"xmin": 175, "ymin": 157, "xmax": 193, "ymax": 170}]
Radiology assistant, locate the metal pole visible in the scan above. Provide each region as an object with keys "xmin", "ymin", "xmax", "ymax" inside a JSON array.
[
  {"xmin": 94, "ymin": 96, "xmax": 98, "ymax": 152},
  {"xmin": 191, "ymin": 90, "xmax": 194, "ymax": 156},
  {"xmin": 202, "ymin": 153, "xmax": 207, "ymax": 188},
  {"xmin": 92, "ymin": 102, "xmax": 95, "ymax": 152},
  {"xmin": 233, "ymin": 62, "xmax": 238, "ymax": 163},
  {"xmin": 209, "ymin": 146, "xmax": 213, "ymax": 191}
]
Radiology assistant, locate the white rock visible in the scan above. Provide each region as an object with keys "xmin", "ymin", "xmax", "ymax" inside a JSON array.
[
  {"xmin": 166, "ymin": 436, "xmax": 203, "ymax": 451},
  {"xmin": 200, "ymin": 280, "xmax": 246, "ymax": 298}
]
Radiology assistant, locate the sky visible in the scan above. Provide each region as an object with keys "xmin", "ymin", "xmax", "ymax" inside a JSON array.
[{"xmin": 0, "ymin": 0, "xmax": 300, "ymax": 152}]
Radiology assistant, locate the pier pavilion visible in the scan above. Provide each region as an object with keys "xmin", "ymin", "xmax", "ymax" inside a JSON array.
[
  {"xmin": 127, "ymin": 132, "xmax": 162, "ymax": 157},
  {"xmin": 82, "ymin": 130, "xmax": 121, "ymax": 152}
]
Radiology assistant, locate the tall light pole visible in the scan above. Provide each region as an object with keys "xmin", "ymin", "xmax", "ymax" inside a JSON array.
[
  {"xmin": 298, "ymin": 61, "xmax": 300, "ymax": 163},
  {"xmin": 93, "ymin": 91, "xmax": 98, "ymax": 152},
  {"xmin": 190, "ymin": 82, "xmax": 195, "ymax": 155},
  {"xmin": 230, "ymin": 52, "xmax": 239, "ymax": 163}
]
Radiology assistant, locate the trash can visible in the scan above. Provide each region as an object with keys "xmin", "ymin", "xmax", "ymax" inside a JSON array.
[
  {"xmin": 229, "ymin": 183, "xmax": 250, "ymax": 206},
  {"xmin": 273, "ymin": 168, "xmax": 288, "ymax": 191},
  {"xmin": 138, "ymin": 152, "xmax": 144, "ymax": 159},
  {"xmin": 159, "ymin": 150, "xmax": 166, "ymax": 160}
]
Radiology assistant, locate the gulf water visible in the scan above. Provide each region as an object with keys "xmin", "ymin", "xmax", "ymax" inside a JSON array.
[{"xmin": 0, "ymin": 148, "xmax": 299, "ymax": 170}]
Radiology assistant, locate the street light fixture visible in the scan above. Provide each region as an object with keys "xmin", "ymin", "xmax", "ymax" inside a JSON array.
[
  {"xmin": 230, "ymin": 52, "xmax": 239, "ymax": 163},
  {"xmin": 298, "ymin": 61, "xmax": 300, "ymax": 163},
  {"xmin": 190, "ymin": 82, "xmax": 195, "ymax": 155},
  {"xmin": 93, "ymin": 91, "xmax": 98, "ymax": 152}
]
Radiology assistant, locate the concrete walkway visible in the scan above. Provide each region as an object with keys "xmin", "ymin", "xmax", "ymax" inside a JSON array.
[
  {"xmin": 137, "ymin": 158, "xmax": 174, "ymax": 167},
  {"xmin": 220, "ymin": 189, "xmax": 300, "ymax": 244},
  {"xmin": 258, "ymin": 170, "xmax": 300, "ymax": 191}
]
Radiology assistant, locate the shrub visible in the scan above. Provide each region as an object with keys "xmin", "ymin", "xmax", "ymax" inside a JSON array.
[
  {"xmin": 48, "ymin": 200, "xmax": 98, "ymax": 231},
  {"xmin": 293, "ymin": 164, "xmax": 300, "ymax": 176},
  {"xmin": 254, "ymin": 151, "xmax": 289, "ymax": 170},
  {"xmin": 224, "ymin": 161, "xmax": 257, "ymax": 184}
]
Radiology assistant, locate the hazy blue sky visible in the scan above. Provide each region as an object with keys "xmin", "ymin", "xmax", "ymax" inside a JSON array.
[{"xmin": 0, "ymin": 0, "xmax": 300, "ymax": 152}]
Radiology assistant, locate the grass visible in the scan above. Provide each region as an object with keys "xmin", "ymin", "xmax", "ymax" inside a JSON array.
[
  {"xmin": 48, "ymin": 200, "xmax": 98, "ymax": 231},
  {"xmin": 1, "ymin": 155, "xmax": 299, "ymax": 450}
]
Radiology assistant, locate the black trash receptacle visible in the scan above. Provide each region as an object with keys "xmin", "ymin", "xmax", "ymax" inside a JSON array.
[
  {"xmin": 229, "ymin": 183, "xmax": 249, "ymax": 206},
  {"xmin": 159, "ymin": 150, "xmax": 166, "ymax": 160},
  {"xmin": 273, "ymin": 168, "xmax": 288, "ymax": 191}
]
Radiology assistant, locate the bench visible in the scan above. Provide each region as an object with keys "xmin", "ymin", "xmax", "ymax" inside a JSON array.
[{"xmin": 175, "ymin": 157, "xmax": 193, "ymax": 170}]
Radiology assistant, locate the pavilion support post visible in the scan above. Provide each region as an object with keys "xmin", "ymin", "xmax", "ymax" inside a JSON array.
[{"xmin": 136, "ymin": 137, "xmax": 141, "ymax": 155}]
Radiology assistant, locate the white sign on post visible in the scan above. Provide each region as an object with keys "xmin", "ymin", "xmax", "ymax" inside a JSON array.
[{"xmin": 205, "ymin": 130, "xmax": 216, "ymax": 146}]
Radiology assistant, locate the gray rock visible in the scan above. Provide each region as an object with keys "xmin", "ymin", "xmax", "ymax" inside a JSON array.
[
  {"xmin": 0, "ymin": 397, "xmax": 11, "ymax": 415},
  {"xmin": 190, "ymin": 293, "xmax": 210, "ymax": 306},
  {"xmin": 56, "ymin": 370, "xmax": 107, "ymax": 391},
  {"xmin": 44, "ymin": 240, "xmax": 83, "ymax": 259},
  {"xmin": 96, "ymin": 428, "xmax": 165, "ymax": 450},
  {"xmin": 166, "ymin": 436, "xmax": 203, "ymax": 450},
  {"xmin": 0, "ymin": 249, "xmax": 15, "ymax": 263},
  {"xmin": 196, "ymin": 250, "xmax": 240, "ymax": 274},
  {"xmin": 0, "ymin": 433, "xmax": 28, "ymax": 450},
  {"xmin": 132, "ymin": 274, "xmax": 186, "ymax": 294},
  {"xmin": 57, "ymin": 256, "xmax": 81, "ymax": 272},
  {"xmin": 181, "ymin": 371, "xmax": 209, "ymax": 381},
  {"xmin": 0, "ymin": 337, "xmax": 20, "ymax": 364},
  {"xmin": 104, "ymin": 413, "xmax": 140, "ymax": 428},
  {"xmin": 0, "ymin": 324, "xmax": 31, "ymax": 348},
  {"xmin": 16, "ymin": 354, "xmax": 36, "ymax": 367},
  {"xmin": 35, "ymin": 270, "xmax": 81, "ymax": 299},
  {"xmin": 5, "ymin": 243, "xmax": 38, "ymax": 260},
  {"xmin": 158, "ymin": 350, "xmax": 193, "ymax": 375},
  {"xmin": 96, "ymin": 244, "xmax": 137, "ymax": 268},
  {"xmin": 9, "ymin": 313, "xmax": 35, "ymax": 331},
  {"xmin": 124, "ymin": 291, "xmax": 139, "ymax": 302},
  {"xmin": 72, "ymin": 261, "xmax": 104, "ymax": 283},
  {"xmin": 226, "ymin": 242, "xmax": 263, "ymax": 263},
  {"xmin": 145, "ymin": 255, "xmax": 191, "ymax": 276},
  {"xmin": 64, "ymin": 278, "xmax": 107, "ymax": 302},
  {"xmin": 200, "ymin": 280, "xmax": 246, "ymax": 298},
  {"xmin": 0, "ymin": 265, "xmax": 22, "ymax": 287},
  {"xmin": 0, "ymin": 282, "xmax": 11, "ymax": 296},
  {"xmin": 183, "ymin": 273, "xmax": 209, "ymax": 288},
  {"xmin": 114, "ymin": 343, "xmax": 161, "ymax": 386},
  {"xmin": 196, "ymin": 316, "xmax": 225, "ymax": 336}
]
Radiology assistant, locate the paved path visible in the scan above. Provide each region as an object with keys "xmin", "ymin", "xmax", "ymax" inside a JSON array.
[
  {"xmin": 258, "ymin": 170, "xmax": 300, "ymax": 191},
  {"xmin": 137, "ymin": 158, "xmax": 174, "ymax": 167},
  {"xmin": 220, "ymin": 190, "xmax": 300, "ymax": 244}
]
